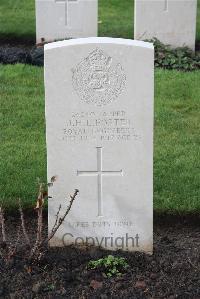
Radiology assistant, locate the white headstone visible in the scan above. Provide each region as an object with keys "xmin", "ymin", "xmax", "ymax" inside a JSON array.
[
  {"xmin": 35, "ymin": 0, "xmax": 98, "ymax": 44},
  {"xmin": 134, "ymin": 0, "xmax": 197, "ymax": 50},
  {"xmin": 45, "ymin": 37, "xmax": 154, "ymax": 253}
]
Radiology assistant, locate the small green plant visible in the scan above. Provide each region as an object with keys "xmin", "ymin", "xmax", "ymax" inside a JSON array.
[
  {"xmin": 44, "ymin": 284, "xmax": 55, "ymax": 292},
  {"xmin": 148, "ymin": 38, "xmax": 200, "ymax": 71},
  {"xmin": 88, "ymin": 255, "xmax": 129, "ymax": 278}
]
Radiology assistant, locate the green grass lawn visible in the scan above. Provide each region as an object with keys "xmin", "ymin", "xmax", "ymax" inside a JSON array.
[
  {"xmin": 0, "ymin": 65, "xmax": 46, "ymax": 209},
  {"xmin": 0, "ymin": 0, "xmax": 200, "ymax": 42},
  {"xmin": 0, "ymin": 0, "xmax": 35, "ymax": 42},
  {"xmin": 0, "ymin": 64, "xmax": 200, "ymax": 213}
]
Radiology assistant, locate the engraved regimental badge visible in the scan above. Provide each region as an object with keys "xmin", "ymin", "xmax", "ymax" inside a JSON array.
[{"xmin": 72, "ymin": 48, "xmax": 126, "ymax": 106}]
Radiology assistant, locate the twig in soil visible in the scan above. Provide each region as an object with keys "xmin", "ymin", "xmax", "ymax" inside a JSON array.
[
  {"xmin": 0, "ymin": 206, "xmax": 6, "ymax": 243},
  {"xmin": 30, "ymin": 183, "xmax": 46, "ymax": 257},
  {"xmin": 51, "ymin": 204, "xmax": 62, "ymax": 233},
  {"xmin": 0, "ymin": 178, "xmax": 79, "ymax": 263},
  {"xmin": 188, "ymin": 257, "xmax": 199, "ymax": 270},
  {"xmin": 47, "ymin": 189, "xmax": 79, "ymax": 243},
  {"xmin": 18, "ymin": 199, "xmax": 31, "ymax": 246},
  {"xmin": 29, "ymin": 188, "xmax": 79, "ymax": 261}
]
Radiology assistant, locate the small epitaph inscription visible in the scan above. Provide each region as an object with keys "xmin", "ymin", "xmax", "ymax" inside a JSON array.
[{"xmin": 45, "ymin": 37, "xmax": 154, "ymax": 253}]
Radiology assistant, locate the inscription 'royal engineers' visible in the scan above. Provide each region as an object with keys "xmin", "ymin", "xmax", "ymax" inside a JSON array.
[{"xmin": 72, "ymin": 48, "xmax": 126, "ymax": 106}]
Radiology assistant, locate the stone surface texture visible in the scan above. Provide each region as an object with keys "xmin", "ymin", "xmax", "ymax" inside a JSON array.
[
  {"xmin": 45, "ymin": 37, "xmax": 154, "ymax": 253},
  {"xmin": 134, "ymin": 0, "xmax": 197, "ymax": 50},
  {"xmin": 36, "ymin": 0, "xmax": 98, "ymax": 44}
]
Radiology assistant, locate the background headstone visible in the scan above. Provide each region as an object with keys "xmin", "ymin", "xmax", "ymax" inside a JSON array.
[
  {"xmin": 36, "ymin": 0, "xmax": 98, "ymax": 44},
  {"xmin": 45, "ymin": 37, "xmax": 154, "ymax": 253},
  {"xmin": 134, "ymin": 0, "xmax": 197, "ymax": 50}
]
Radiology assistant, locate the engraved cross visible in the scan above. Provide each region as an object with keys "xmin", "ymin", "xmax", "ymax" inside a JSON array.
[
  {"xmin": 55, "ymin": 0, "xmax": 78, "ymax": 26},
  {"xmin": 77, "ymin": 147, "xmax": 123, "ymax": 217},
  {"xmin": 164, "ymin": 0, "xmax": 168, "ymax": 12}
]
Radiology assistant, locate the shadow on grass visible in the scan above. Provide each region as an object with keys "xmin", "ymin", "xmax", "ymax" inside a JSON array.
[
  {"xmin": 195, "ymin": 39, "xmax": 200, "ymax": 51},
  {"xmin": 0, "ymin": 33, "xmax": 35, "ymax": 47},
  {"xmin": 0, "ymin": 33, "xmax": 200, "ymax": 53}
]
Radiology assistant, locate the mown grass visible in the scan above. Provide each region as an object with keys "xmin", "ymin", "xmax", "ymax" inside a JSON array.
[
  {"xmin": 0, "ymin": 64, "xmax": 46, "ymax": 209},
  {"xmin": 0, "ymin": 65, "xmax": 200, "ymax": 212},
  {"xmin": 98, "ymin": 0, "xmax": 134, "ymax": 39},
  {"xmin": 154, "ymin": 70, "xmax": 200, "ymax": 213},
  {"xmin": 0, "ymin": 0, "xmax": 200, "ymax": 42},
  {"xmin": 0, "ymin": 0, "xmax": 35, "ymax": 42}
]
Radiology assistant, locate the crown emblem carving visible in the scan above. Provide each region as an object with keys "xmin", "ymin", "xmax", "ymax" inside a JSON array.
[
  {"xmin": 88, "ymin": 48, "xmax": 112, "ymax": 71},
  {"xmin": 72, "ymin": 48, "xmax": 126, "ymax": 106}
]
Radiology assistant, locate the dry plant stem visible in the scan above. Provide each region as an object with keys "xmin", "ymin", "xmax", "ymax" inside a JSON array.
[
  {"xmin": 36, "ymin": 183, "xmax": 44, "ymax": 244},
  {"xmin": 30, "ymin": 214, "xmax": 42, "ymax": 257},
  {"xmin": 30, "ymin": 183, "xmax": 45, "ymax": 257},
  {"xmin": 37, "ymin": 208, "xmax": 43, "ymax": 245},
  {"xmin": 47, "ymin": 189, "xmax": 79, "ymax": 243},
  {"xmin": 0, "ymin": 207, "xmax": 6, "ymax": 243},
  {"xmin": 30, "ymin": 185, "xmax": 78, "ymax": 260},
  {"xmin": 188, "ymin": 257, "xmax": 199, "ymax": 270},
  {"xmin": 18, "ymin": 199, "xmax": 31, "ymax": 246},
  {"xmin": 51, "ymin": 204, "xmax": 62, "ymax": 233}
]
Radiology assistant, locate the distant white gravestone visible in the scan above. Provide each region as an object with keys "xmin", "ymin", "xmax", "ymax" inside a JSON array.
[
  {"xmin": 45, "ymin": 37, "xmax": 154, "ymax": 253},
  {"xmin": 134, "ymin": 0, "xmax": 197, "ymax": 50},
  {"xmin": 35, "ymin": 0, "xmax": 98, "ymax": 44}
]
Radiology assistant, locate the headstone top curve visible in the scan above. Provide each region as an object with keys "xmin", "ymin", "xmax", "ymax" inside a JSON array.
[{"xmin": 44, "ymin": 37, "xmax": 154, "ymax": 51}]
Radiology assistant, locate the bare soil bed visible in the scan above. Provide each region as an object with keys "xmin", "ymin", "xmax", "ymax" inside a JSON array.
[{"xmin": 0, "ymin": 213, "xmax": 200, "ymax": 299}]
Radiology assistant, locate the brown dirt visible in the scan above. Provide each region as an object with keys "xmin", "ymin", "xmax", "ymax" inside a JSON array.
[{"xmin": 0, "ymin": 213, "xmax": 200, "ymax": 299}]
